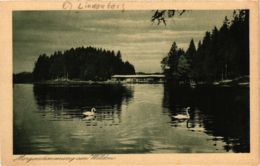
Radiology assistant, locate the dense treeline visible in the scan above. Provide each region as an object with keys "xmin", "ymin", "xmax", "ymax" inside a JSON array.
[
  {"xmin": 33, "ymin": 46, "xmax": 135, "ymax": 81},
  {"xmin": 161, "ymin": 10, "xmax": 249, "ymax": 83}
]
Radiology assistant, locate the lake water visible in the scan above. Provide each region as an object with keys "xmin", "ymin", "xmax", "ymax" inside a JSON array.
[{"xmin": 13, "ymin": 83, "xmax": 249, "ymax": 154}]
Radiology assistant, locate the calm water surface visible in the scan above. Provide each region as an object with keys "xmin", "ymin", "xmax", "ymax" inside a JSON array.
[{"xmin": 13, "ymin": 84, "xmax": 249, "ymax": 154}]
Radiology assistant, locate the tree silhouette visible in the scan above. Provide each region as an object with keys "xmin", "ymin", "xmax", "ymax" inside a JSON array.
[
  {"xmin": 161, "ymin": 10, "xmax": 249, "ymax": 83},
  {"xmin": 33, "ymin": 46, "xmax": 135, "ymax": 82}
]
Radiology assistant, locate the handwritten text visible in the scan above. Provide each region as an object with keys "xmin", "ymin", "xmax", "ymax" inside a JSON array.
[{"xmin": 63, "ymin": 0, "xmax": 125, "ymax": 11}]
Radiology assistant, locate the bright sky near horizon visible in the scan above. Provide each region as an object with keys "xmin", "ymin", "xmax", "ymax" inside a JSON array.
[{"xmin": 13, "ymin": 10, "xmax": 234, "ymax": 73}]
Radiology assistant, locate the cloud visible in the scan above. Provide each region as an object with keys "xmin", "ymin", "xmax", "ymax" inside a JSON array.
[
  {"xmin": 115, "ymin": 30, "xmax": 204, "ymax": 42},
  {"xmin": 13, "ymin": 10, "xmax": 234, "ymax": 73}
]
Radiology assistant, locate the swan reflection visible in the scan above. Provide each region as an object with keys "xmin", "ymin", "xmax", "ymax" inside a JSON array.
[{"xmin": 33, "ymin": 84, "xmax": 133, "ymax": 124}]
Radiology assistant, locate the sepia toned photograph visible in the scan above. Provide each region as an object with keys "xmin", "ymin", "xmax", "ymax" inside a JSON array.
[{"xmin": 12, "ymin": 9, "xmax": 251, "ymax": 155}]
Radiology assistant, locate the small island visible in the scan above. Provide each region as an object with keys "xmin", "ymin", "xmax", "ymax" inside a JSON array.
[{"xmin": 14, "ymin": 46, "xmax": 136, "ymax": 85}]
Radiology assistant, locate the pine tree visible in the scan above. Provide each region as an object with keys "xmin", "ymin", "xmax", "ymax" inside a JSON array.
[{"xmin": 185, "ymin": 39, "xmax": 196, "ymax": 64}]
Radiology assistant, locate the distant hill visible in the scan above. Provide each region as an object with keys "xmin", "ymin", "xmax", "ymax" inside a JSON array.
[{"xmin": 13, "ymin": 72, "xmax": 33, "ymax": 83}]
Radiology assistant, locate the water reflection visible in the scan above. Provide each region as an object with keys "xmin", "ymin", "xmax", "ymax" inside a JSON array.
[
  {"xmin": 33, "ymin": 84, "xmax": 133, "ymax": 126},
  {"xmin": 163, "ymin": 83, "xmax": 249, "ymax": 152},
  {"xmin": 14, "ymin": 84, "xmax": 249, "ymax": 154}
]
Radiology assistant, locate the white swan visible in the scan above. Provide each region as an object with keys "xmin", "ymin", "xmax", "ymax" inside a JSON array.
[
  {"xmin": 83, "ymin": 107, "xmax": 96, "ymax": 116},
  {"xmin": 172, "ymin": 107, "xmax": 190, "ymax": 120},
  {"xmin": 83, "ymin": 115, "xmax": 95, "ymax": 120}
]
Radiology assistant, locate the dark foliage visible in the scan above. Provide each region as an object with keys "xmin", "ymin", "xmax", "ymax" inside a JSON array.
[
  {"xmin": 33, "ymin": 84, "xmax": 133, "ymax": 111},
  {"xmin": 33, "ymin": 46, "xmax": 135, "ymax": 81},
  {"xmin": 151, "ymin": 10, "xmax": 186, "ymax": 25},
  {"xmin": 161, "ymin": 10, "xmax": 249, "ymax": 83},
  {"xmin": 13, "ymin": 72, "xmax": 33, "ymax": 83}
]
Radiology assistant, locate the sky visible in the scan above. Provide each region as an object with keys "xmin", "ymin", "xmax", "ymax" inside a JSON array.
[{"xmin": 13, "ymin": 10, "xmax": 234, "ymax": 73}]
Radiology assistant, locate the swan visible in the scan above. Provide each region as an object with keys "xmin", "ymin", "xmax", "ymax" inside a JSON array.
[
  {"xmin": 84, "ymin": 115, "xmax": 95, "ymax": 120},
  {"xmin": 172, "ymin": 107, "xmax": 190, "ymax": 120},
  {"xmin": 83, "ymin": 107, "xmax": 96, "ymax": 116}
]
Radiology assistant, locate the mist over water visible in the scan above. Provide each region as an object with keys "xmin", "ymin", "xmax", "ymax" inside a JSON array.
[{"xmin": 13, "ymin": 84, "xmax": 249, "ymax": 154}]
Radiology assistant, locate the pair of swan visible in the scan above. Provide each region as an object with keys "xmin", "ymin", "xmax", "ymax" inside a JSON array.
[
  {"xmin": 83, "ymin": 107, "xmax": 96, "ymax": 116},
  {"xmin": 172, "ymin": 107, "xmax": 190, "ymax": 120},
  {"xmin": 83, "ymin": 107, "xmax": 190, "ymax": 119}
]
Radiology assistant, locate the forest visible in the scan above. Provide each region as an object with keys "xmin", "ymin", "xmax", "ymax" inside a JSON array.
[
  {"xmin": 161, "ymin": 10, "xmax": 249, "ymax": 83},
  {"xmin": 32, "ymin": 46, "xmax": 135, "ymax": 81}
]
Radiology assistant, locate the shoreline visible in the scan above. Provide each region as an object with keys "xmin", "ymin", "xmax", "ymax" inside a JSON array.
[{"xmin": 13, "ymin": 79, "xmax": 249, "ymax": 88}]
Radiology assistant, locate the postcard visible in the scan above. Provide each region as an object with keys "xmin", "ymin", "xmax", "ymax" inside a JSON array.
[{"xmin": 0, "ymin": 0, "xmax": 259, "ymax": 165}]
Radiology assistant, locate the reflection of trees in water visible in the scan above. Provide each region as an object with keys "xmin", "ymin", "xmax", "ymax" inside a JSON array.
[
  {"xmin": 33, "ymin": 84, "xmax": 133, "ymax": 123},
  {"xmin": 163, "ymin": 84, "xmax": 249, "ymax": 152}
]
